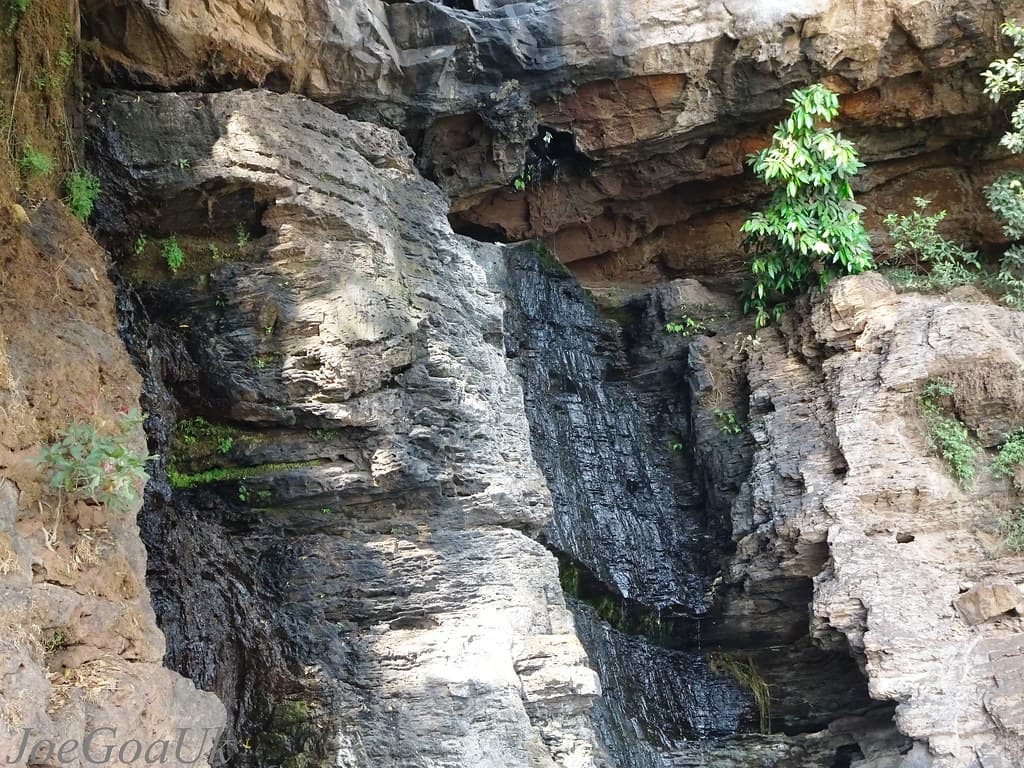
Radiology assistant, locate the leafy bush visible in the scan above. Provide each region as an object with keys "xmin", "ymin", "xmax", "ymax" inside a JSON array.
[
  {"xmin": 38, "ymin": 409, "xmax": 152, "ymax": 513},
  {"xmin": 920, "ymin": 379, "xmax": 978, "ymax": 487},
  {"xmin": 741, "ymin": 84, "xmax": 873, "ymax": 327},
  {"xmin": 713, "ymin": 408, "xmax": 743, "ymax": 435},
  {"xmin": 982, "ymin": 20, "xmax": 1024, "ymax": 154},
  {"xmin": 19, "ymin": 146, "xmax": 53, "ymax": 178},
  {"xmin": 883, "ymin": 197, "xmax": 978, "ymax": 288},
  {"xmin": 5, "ymin": 0, "xmax": 30, "ymax": 33},
  {"xmin": 999, "ymin": 509, "xmax": 1024, "ymax": 552},
  {"xmin": 982, "ymin": 22, "xmax": 1024, "ymax": 308},
  {"xmin": 161, "ymin": 236, "xmax": 185, "ymax": 274},
  {"xmin": 992, "ymin": 428, "xmax": 1024, "ymax": 480},
  {"xmin": 665, "ymin": 315, "xmax": 705, "ymax": 335},
  {"xmin": 64, "ymin": 169, "xmax": 100, "ymax": 222}
]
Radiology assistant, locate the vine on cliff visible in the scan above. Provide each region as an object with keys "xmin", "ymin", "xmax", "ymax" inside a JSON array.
[{"xmin": 741, "ymin": 84, "xmax": 873, "ymax": 327}]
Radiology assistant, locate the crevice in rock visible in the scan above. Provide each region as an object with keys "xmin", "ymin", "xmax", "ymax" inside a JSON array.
[{"xmin": 503, "ymin": 245, "xmax": 910, "ymax": 763}]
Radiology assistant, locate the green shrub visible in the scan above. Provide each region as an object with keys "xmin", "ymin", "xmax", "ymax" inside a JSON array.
[
  {"xmin": 38, "ymin": 409, "xmax": 152, "ymax": 513},
  {"xmin": 982, "ymin": 20, "xmax": 1024, "ymax": 154},
  {"xmin": 999, "ymin": 509, "xmax": 1024, "ymax": 552},
  {"xmin": 883, "ymin": 198, "xmax": 978, "ymax": 288},
  {"xmin": 992, "ymin": 428, "xmax": 1024, "ymax": 480},
  {"xmin": 63, "ymin": 169, "xmax": 101, "ymax": 222},
  {"xmin": 161, "ymin": 236, "xmax": 185, "ymax": 274},
  {"xmin": 19, "ymin": 146, "xmax": 53, "ymax": 178},
  {"xmin": 920, "ymin": 379, "xmax": 978, "ymax": 487},
  {"xmin": 982, "ymin": 22, "xmax": 1024, "ymax": 308},
  {"xmin": 665, "ymin": 316, "xmax": 705, "ymax": 335},
  {"xmin": 741, "ymin": 84, "xmax": 873, "ymax": 327},
  {"xmin": 714, "ymin": 408, "xmax": 743, "ymax": 435},
  {"xmin": 5, "ymin": 0, "xmax": 30, "ymax": 33}
]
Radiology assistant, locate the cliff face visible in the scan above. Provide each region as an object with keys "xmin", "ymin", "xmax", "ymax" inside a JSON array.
[
  {"xmin": 87, "ymin": 88, "xmax": 602, "ymax": 768},
  {"xmin": 82, "ymin": 0, "xmax": 1024, "ymax": 278},
  {"xmin": 4, "ymin": 1, "xmax": 1024, "ymax": 767},
  {"xmin": 0, "ymin": 204, "xmax": 224, "ymax": 766},
  {"xmin": 743, "ymin": 275, "xmax": 1024, "ymax": 766}
]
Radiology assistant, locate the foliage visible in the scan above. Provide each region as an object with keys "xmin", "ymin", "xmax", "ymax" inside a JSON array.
[
  {"xmin": 63, "ymin": 170, "xmax": 100, "ymax": 222},
  {"xmin": 5, "ymin": 0, "xmax": 30, "ymax": 33},
  {"xmin": 999, "ymin": 508, "xmax": 1024, "ymax": 552},
  {"xmin": 19, "ymin": 146, "xmax": 53, "ymax": 178},
  {"xmin": 236, "ymin": 224, "xmax": 250, "ymax": 249},
  {"xmin": 883, "ymin": 198, "xmax": 978, "ymax": 288},
  {"xmin": 992, "ymin": 428, "xmax": 1024, "ymax": 480},
  {"xmin": 216, "ymin": 437, "xmax": 233, "ymax": 454},
  {"xmin": 133, "ymin": 234, "xmax": 148, "ymax": 255},
  {"xmin": 984, "ymin": 175, "xmax": 1024, "ymax": 308},
  {"xmin": 920, "ymin": 379, "xmax": 978, "ymax": 487},
  {"xmin": 982, "ymin": 24, "xmax": 1024, "ymax": 308},
  {"xmin": 740, "ymin": 84, "xmax": 873, "ymax": 327},
  {"xmin": 665, "ymin": 315, "xmax": 705, "ymax": 335},
  {"xmin": 38, "ymin": 409, "xmax": 152, "ymax": 513},
  {"xmin": 167, "ymin": 460, "xmax": 320, "ymax": 490},
  {"xmin": 982, "ymin": 20, "xmax": 1024, "ymax": 154},
  {"xmin": 709, "ymin": 654, "xmax": 771, "ymax": 734},
  {"xmin": 714, "ymin": 408, "xmax": 743, "ymax": 435},
  {"xmin": 161, "ymin": 236, "xmax": 185, "ymax": 274}
]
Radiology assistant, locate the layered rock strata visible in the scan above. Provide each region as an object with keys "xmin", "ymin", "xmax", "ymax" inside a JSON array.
[
  {"xmin": 0, "ymin": 203, "xmax": 224, "ymax": 767},
  {"xmin": 732, "ymin": 274, "xmax": 1024, "ymax": 766},
  {"xmin": 81, "ymin": 0, "xmax": 1024, "ymax": 276},
  {"xmin": 88, "ymin": 88, "xmax": 602, "ymax": 768}
]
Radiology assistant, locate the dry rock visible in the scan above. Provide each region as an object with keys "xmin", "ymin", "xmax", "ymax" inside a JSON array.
[
  {"xmin": 738, "ymin": 274, "xmax": 1024, "ymax": 766},
  {"xmin": 955, "ymin": 581, "xmax": 1024, "ymax": 626}
]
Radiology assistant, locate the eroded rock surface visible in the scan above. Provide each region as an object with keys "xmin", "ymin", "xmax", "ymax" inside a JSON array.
[
  {"xmin": 735, "ymin": 274, "xmax": 1024, "ymax": 766},
  {"xmin": 0, "ymin": 204, "xmax": 224, "ymax": 767},
  {"xmin": 83, "ymin": 0, "xmax": 1024, "ymax": 276},
  {"xmin": 88, "ymin": 88, "xmax": 602, "ymax": 768}
]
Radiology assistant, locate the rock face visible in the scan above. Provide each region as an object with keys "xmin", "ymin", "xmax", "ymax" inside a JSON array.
[
  {"xmin": 735, "ymin": 274, "xmax": 1024, "ymax": 766},
  {"xmin": 88, "ymin": 88, "xmax": 602, "ymax": 768},
  {"xmin": 82, "ymin": 0, "xmax": 1024, "ymax": 276},
  {"xmin": 0, "ymin": 203, "xmax": 224, "ymax": 767},
  {"xmin": 65, "ymin": 1, "xmax": 1024, "ymax": 766}
]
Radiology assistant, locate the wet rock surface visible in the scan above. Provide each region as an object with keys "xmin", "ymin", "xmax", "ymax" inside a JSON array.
[{"xmin": 89, "ymin": 88, "xmax": 601, "ymax": 768}]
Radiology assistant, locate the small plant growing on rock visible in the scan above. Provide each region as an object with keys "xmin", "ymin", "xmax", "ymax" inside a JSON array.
[
  {"xmin": 713, "ymin": 408, "xmax": 743, "ymax": 435},
  {"xmin": 63, "ymin": 169, "xmax": 101, "ymax": 222},
  {"xmin": 161, "ymin": 236, "xmax": 185, "ymax": 274},
  {"xmin": 992, "ymin": 428, "xmax": 1024, "ymax": 480},
  {"xmin": 235, "ymin": 224, "xmax": 250, "ymax": 249},
  {"xmin": 38, "ymin": 409, "xmax": 153, "ymax": 513},
  {"xmin": 19, "ymin": 146, "xmax": 53, "ymax": 178},
  {"xmin": 740, "ymin": 84, "xmax": 873, "ymax": 327},
  {"xmin": 665, "ymin": 315, "xmax": 705, "ymax": 336},
  {"xmin": 999, "ymin": 509, "xmax": 1024, "ymax": 552},
  {"xmin": 883, "ymin": 198, "xmax": 978, "ymax": 289},
  {"xmin": 920, "ymin": 379, "xmax": 978, "ymax": 487},
  {"xmin": 5, "ymin": 0, "xmax": 30, "ymax": 33}
]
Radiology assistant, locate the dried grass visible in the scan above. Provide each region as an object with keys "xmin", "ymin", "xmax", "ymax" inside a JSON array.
[{"xmin": 47, "ymin": 658, "xmax": 121, "ymax": 713}]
